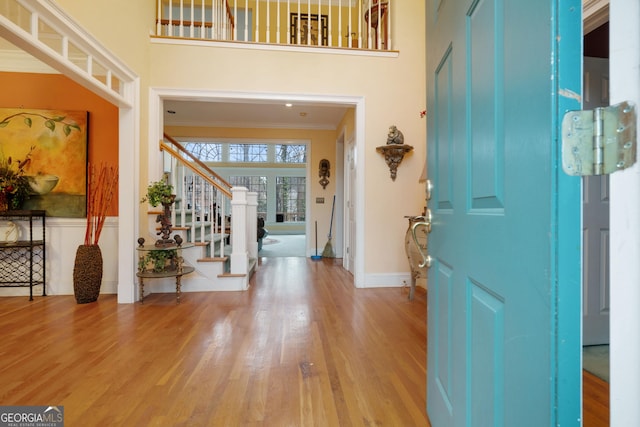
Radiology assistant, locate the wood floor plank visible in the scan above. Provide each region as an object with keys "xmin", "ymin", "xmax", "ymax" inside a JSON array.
[
  {"xmin": 0, "ymin": 258, "xmax": 429, "ymax": 425},
  {"xmin": 0, "ymin": 257, "xmax": 607, "ymax": 425},
  {"xmin": 583, "ymin": 370, "xmax": 610, "ymax": 427}
]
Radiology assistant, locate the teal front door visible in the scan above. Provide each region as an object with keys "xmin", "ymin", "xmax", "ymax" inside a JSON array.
[{"xmin": 425, "ymin": 1, "xmax": 582, "ymax": 425}]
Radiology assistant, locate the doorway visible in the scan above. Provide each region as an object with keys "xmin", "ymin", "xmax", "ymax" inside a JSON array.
[{"xmin": 582, "ymin": 20, "xmax": 611, "ymax": 383}]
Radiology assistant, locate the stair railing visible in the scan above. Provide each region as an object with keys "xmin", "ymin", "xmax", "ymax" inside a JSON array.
[
  {"xmin": 155, "ymin": 0, "xmax": 393, "ymax": 51},
  {"xmin": 160, "ymin": 134, "xmax": 256, "ymax": 273}
]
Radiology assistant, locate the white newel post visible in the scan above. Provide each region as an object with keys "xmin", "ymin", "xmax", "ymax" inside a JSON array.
[
  {"xmin": 247, "ymin": 192, "xmax": 258, "ymax": 259},
  {"xmin": 230, "ymin": 187, "xmax": 248, "ymax": 274}
]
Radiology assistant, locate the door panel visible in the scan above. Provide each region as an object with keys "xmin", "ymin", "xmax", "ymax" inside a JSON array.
[
  {"xmin": 583, "ymin": 56, "xmax": 610, "ymax": 345},
  {"xmin": 426, "ymin": 0, "xmax": 582, "ymax": 425}
]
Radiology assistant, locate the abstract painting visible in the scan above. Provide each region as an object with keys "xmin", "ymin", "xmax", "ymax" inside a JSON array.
[{"xmin": 0, "ymin": 108, "xmax": 88, "ymax": 217}]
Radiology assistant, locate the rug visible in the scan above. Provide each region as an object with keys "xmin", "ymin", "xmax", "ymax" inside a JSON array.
[{"xmin": 583, "ymin": 345, "xmax": 609, "ymax": 382}]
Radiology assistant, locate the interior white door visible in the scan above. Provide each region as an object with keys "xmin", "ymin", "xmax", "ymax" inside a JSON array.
[
  {"xmin": 582, "ymin": 56, "xmax": 611, "ymax": 346},
  {"xmin": 344, "ymin": 138, "xmax": 356, "ymax": 274}
]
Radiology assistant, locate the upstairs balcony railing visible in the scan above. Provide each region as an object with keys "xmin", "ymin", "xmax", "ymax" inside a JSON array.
[{"xmin": 155, "ymin": 0, "xmax": 393, "ymax": 51}]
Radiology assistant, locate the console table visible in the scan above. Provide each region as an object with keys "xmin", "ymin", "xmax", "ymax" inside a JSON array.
[
  {"xmin": 136, "ymin": 242, "xmax": 194, "ymax": 304},
  {"xmin": 0, "ymin": 210, "xmax": 46, "ymax": 300}
]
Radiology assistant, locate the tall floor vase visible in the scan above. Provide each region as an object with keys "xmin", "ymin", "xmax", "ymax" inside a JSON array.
[{"xmin": 73, "ymin": 244, "xmax": 103, "ymax": 303}]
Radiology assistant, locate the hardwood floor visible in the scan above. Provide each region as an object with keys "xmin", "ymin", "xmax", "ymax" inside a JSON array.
[
  {"xmin": 0, "ymin": 257, "xmax": 429, "ymax": 426},
  {"xmin": 0, "ymin": 256, "xmax": 610, "ymax": 426},
  {"xmin": 583, "ymin": 370, "xmax": 610, "ymax": 426}
]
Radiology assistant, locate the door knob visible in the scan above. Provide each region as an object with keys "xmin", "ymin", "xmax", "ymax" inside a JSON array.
[
  {"xmin": 411, "ymin": 218, "xmax": 432, "ymax": 268},
  {"xmin": 426, "ymin": 179, "xmax": 433, "ymax": 201}
]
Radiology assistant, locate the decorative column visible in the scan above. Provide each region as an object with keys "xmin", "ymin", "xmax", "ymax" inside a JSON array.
[{"xmin": 230, "ymin": 186, "xmax": 248, "ymax": 275}]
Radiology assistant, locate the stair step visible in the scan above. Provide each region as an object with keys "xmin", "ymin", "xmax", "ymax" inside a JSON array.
[{"xmin": 197, "ymin": 257, "xmax": 228, "ymax": 263}]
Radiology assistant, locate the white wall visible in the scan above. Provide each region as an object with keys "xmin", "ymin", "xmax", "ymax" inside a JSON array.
[
  {"xmin": 0, "ymin": 219, "xmax": 119, "ymax": 297},
  {"xmin": 42, "ymin": 1, "xmax": 428, "ymax": 289}
]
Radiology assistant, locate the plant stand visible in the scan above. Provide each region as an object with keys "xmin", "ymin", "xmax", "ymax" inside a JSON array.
[{"xmin": 136, "ymin": 241, "xmax": 194, "ymax": 303}]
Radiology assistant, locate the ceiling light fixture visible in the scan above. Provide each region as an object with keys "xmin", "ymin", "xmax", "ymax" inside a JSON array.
[{"xmin": 285, "ymin": 103, "xmax": 293, "ymax": 107}]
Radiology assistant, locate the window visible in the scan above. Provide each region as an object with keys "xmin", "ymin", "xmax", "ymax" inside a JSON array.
[
  {"xmin": 184, "ymin": 142, "xmax": 222, "ymax": 161},
  {"xmin": 179, "ymin": 140, "xmax": 307, "ymax": 225},
  {"xmin": 229, "ymin": 143, "xmax": 268, "ymax": 162},
  {"xmin": 229, "ymin": 176, "xmax": 267, "ymax": 217},
  {"xmin": 276, "ymin": 144, "xmax": 306, "ymax": 163},
  {"xmin": 276, "ymin": 177, "xmax": 306, "ymax": 222}
]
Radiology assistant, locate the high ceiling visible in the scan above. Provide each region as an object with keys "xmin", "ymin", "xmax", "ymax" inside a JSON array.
[
  {"xmin": 0, "ymin": 39, "xmax": 351, "ymax": 131},
  {"xmin": 163, "ymin": 99, "xmax": 351, "ymax": 130}
]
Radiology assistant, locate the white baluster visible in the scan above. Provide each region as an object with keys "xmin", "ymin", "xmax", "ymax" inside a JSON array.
[
  {"xmin": 307, "ymin": 0, "xmax": 311, "ymax": 44},
  {"xmin": 233, "ymin": 0, "xmax": 238, "ymax": 40},
  {"xmin": 168, "ymin": 0, "xmax": 173, "ymax": 36},
  {"xmin": 287, "ymin": 0, "xmax": 291, "ymax": 44},
  {"xmin": 329, "ymin": 0, "xmax": 333, "ymax": 46},
  {"xmin": 219, "ymin": 193, "xmax": 225, "ymax": 258},
  {"xmin": 210, "ymin": 0, "xmax": 215, "ymax": 39},
  {"xmin": 317, "ymin": 0, "xmax": 321, "ymax": 46},
  {"xmin": 338, "ymin": 0, "xmax": 342, "ymax": 47},
  {"xmin": 156, "ymin": 0, "xmax": 162, "ymax": 35},
  {"xmin": 244, "ymin": 0, "xmax": 249, "ymax": 41},
  {"xmin": 255, "ymin": 0, "xmax": 260, "ymax": 42},
  {"xmin": 189, "ymin": 0, "xmax": 194, "ymax": 38},
  {"xmin": 178, "ymin": 0, "xmax": 184, "ymax": 37},
  {"xmin": 357, "ymin": 0, "xmax": 362, "ymax": 48},
  {"xmin": 377, "ymin": 0, "xmax": 381, "ymax": 49},
  {"xmin": 297, "ymin": 0, "xmax": 300, "ymax": 44},
  {"xmin": 276, "ymin": 0, "xmax": 281, "ymax": 44},
  {"xmin": 266, "ymin": 0, "xmax": 270, "ymax": 43},
  {"xmin": 387, "ymin": 0, "xmax": 391, "ymax": 50}
]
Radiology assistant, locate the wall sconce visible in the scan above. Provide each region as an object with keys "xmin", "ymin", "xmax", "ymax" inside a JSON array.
[
  {"xmin": 376, "ymin": 125, "xmax": 413, "ymax": 181},
  {"xmin": 319, "ymin": 158, "xmax": 330, "ymax": 189}
]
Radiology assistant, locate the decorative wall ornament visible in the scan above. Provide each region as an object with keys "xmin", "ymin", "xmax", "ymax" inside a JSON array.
[
  {"xmin": 319, "ymin": 158, "xmax": 330, "ymax": 189},
  {"xmin": 377, "ymin": 125, "xmax": 413, "ymax": 181}
]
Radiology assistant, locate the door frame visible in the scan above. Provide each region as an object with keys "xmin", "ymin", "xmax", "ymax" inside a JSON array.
[{"xmin": 610, "ymin": 0, "xmax": 640, "ymax": 422}]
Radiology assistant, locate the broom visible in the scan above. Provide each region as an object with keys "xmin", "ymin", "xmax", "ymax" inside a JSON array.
[{"xmin": 322, "ymin": 195, "xmax": 336, "ymax": 258}]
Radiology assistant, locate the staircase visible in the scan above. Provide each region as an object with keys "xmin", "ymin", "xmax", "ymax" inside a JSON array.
[{"xmin": 142, "ymin": 134, "xmax": 258, "ymax": 294}]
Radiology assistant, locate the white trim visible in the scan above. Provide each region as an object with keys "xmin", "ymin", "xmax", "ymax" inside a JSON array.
[
  {"xmin": 150, "ymin": 88, "xmax": 365, "ymax": 286},
  {"xmin": 610, "ymin": 0, "xmax": 640, "ymax": 423},
  {"xmin": 0, "ymin": 0, "xmax": 140, "ymax": 303},
  {"xmin": 583, "ymin": 0, "xmax": 610, "ymax": 34},
  {"xmin": 150, "ymin": 36, "xmax": 399, "ymax": 58},
  {"xmin": 0, "ymin": 0, "xmax": 136, "ymax": 107},
  {"xmin": 363, "ymin": 272, "xmax": 412, "ymax": 288},
  {"xmin": 167, "ymin": 118, "xmax": 338, "ymax": 130},
  {"xmin": 354, "ymin": 100, "xmax": 365, "ymax": 288},
  {"xmin": 117, "ymin": 82, "xmax": 140, "ymax": 304}
]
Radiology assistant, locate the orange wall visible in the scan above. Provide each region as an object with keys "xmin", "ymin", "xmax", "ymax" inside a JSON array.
[{"xmin": 1, "ymin": 72, "xmax": 119, "ymax": 215}]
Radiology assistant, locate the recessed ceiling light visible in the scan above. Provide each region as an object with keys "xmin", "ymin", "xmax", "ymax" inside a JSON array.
[
  {"xmin": 299, "ymin": 112, "xmax": 307, "ymax": 117},
  {"xmin": 285, "ymin": 103, "xmax": 293, "ymax": 108}
]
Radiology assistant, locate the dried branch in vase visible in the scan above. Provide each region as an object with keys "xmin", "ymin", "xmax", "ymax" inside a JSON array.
[{"xmin": 84, "ymin": 163, "xmax": 118, "ymax": 246}]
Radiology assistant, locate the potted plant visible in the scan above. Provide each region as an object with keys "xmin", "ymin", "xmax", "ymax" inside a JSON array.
[
  {"xmin": 140, "ymin": 174, "xmax": 176, "ymax": 246},
  {"xmin": 0, "ymin": 146, "xmax": 34, "ymax": 210},
  {"xmin": 73, "ymin": 163, "xmax": 118, "ymax": 304},
  {"xmin": 140, "ymin": 175, "xmax": 174, "ymax": 207}
]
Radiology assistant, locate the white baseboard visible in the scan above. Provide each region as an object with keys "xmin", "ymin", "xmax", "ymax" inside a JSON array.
[{"xmin": 363, "ymin": 272, "xmax": 413, "ymax": 288}]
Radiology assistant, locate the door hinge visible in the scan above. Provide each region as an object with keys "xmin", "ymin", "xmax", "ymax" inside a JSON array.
[{"xmin": 562, "ymin": 101, "xmax": 637, "ymax": 176}]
